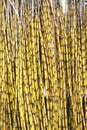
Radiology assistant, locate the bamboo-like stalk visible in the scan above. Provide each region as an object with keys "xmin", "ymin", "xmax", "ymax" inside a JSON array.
[{"xmin": 0, "ymin": 0, "xmax": 87, "ymax": 130}]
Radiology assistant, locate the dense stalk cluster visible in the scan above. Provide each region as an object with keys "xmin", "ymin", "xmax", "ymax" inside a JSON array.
[{"xmin": 0, "ymin": 0, "xmax": 87, "ymax": 130}]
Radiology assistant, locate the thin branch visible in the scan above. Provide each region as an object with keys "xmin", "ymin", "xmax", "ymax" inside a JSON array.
[{"xmin": 9, "ymin": 0, "xmax": 19, "ymax": 19}]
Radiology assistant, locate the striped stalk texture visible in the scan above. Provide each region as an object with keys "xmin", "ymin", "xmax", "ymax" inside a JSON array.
[{"xmin": 0, "ymin": 0, "xmax": 87, "ymax": 130}]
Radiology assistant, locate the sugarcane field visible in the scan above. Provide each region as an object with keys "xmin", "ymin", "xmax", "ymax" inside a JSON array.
[{"xmin": 0, "ymin": 0, "xmax": 87, "ymax": 130}]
